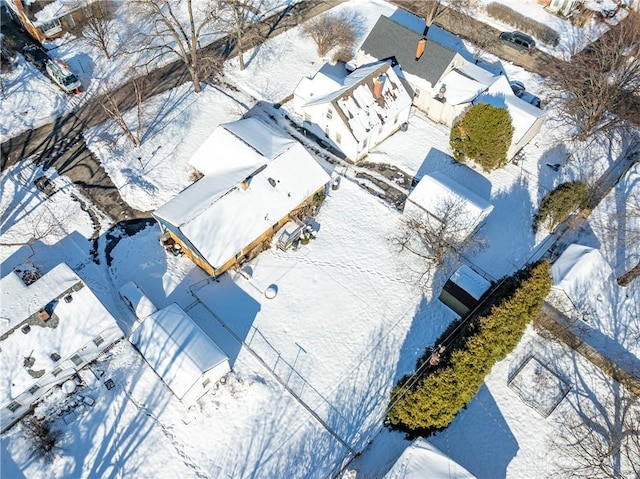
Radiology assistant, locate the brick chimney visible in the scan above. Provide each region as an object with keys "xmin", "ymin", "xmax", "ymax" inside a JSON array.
[
  {"xmin": 373, "ymin": 75, "xmax": 384, "ymax": 99},
  {"xmin": 415, "ymin": 38, "xmax": 427, "ymax": 61}
]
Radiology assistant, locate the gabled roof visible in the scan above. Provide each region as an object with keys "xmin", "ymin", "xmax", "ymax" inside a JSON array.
[
  {"xmin": 130, "ymin": 304, "xmax": 229, "ymax": 400},
  {"xmin": 552, "ymin": 244, "xmax": 613, "ymax": 295},
  {"xmin": 406, "ymin": 171, "xmax": 493, "ymax": 238},
  {"xmin": 154, "ymin": 118, "xmax": 331, "ymax": 271},
  {"xmin": 0, "ymin": 263, "xmax": 122, "ymax": 404},
  {"xmin": 359, "ymin": 15, "xmax": 458, "ymax": 88},
  {"xmin": 476, "ymin": 76, "xmax": 546, "ymax": 144},
  {"xmin": 385, "ymin": 438, "xmax": 476, "ymax": 479},
  {"xmin": 299, "ymin": 61, "xmax": 413, "ymax": 143}
]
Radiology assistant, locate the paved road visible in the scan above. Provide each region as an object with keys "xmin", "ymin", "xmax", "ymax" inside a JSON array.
[{"xmin": 1, "ymin": 0, "xmax": 345, "ymax": 220}]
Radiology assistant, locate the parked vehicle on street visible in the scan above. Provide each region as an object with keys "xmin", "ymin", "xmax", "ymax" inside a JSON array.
[
  {"xmin": 499, "ymin": 31, "xmax": 536, "ymax": 54},
  {"xmin": 45, "ymin": 58, "xmax": 82, "ymax": 94},
  {"xmin": 22, "ymin": 44, "xmax": 49, "ymax": 71}
]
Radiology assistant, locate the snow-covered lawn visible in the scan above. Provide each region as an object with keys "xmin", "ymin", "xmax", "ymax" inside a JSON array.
[
  {"xmin": 2, "ymin": 0, "xmax": 639, "ymax": 477},
  {"xmin": 84, "ymin": 83, "xmax": 253, "ymax": 212}
]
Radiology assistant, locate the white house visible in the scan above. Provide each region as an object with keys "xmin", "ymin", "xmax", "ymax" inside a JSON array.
[
  {"xmin": 356, "ymin": 15, "xmax": 468, "ymax": 118},
  {"xmin": 0, "ymin": 263, "xmax": 124, "ymax": 433},
  {"xmin": 293, "ymin": 60, "xmax": 414, "ymax": 162},
  {"xmin": 154, "ymin": 117, "xmax": 331, "ymax": 277},
  {"xmin": 404, "ymin": 171, "xmax": 494, "ymax": 241},
  {"xmin": 385, "ymin": 438, "xmax": 476, "ymax": 479},
  {"xmin": 475, "ymin": 76, "xmax": 547, "ymax": 160},
  {"xmin": 129, "ymin": 303, "xmax": 230, "ymax": 406}
]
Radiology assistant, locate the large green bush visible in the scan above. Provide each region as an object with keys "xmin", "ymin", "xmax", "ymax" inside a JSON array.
[
  {"xmin": 450, "ymin": 104, "xmax": 514, "ymax": 172},
  {"xmin": 534, "ymin": 181, "xmax": 589, "ymax": 231},
  {"xmin": 386, "ymin": 260, "xmax": 552, "ymax": 432}
]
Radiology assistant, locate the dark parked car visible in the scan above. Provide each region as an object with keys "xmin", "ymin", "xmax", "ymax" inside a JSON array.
[
  {"xmin": 23, "ymin": 44, "xmax": 49, "ymax": 70},
  {"xmin": 499, "ymin": 31, "xmax": 536, "ymax": 54},
  {"xmin": 509, "ymin": 80, "xmax": 542, "ymax": 108}
]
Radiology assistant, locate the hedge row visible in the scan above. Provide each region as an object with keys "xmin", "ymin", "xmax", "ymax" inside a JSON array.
[{"xmin": 386, "ymin": 260, "xmax": 552, "ymax": 433}]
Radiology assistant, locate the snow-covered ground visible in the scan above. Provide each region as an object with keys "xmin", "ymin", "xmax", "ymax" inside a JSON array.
[
  {"xmin": 2, "ymin": 0, "xmax": 639, "ymax": 477},
  {"xmin": 0, "ymin": 0, "xmax": 293, "ymax": 143}
]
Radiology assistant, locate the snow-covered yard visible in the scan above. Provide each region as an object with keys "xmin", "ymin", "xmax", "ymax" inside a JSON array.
[{"xmin": 2, "ymin": 0, "xmax": 639, "ymax": 477}]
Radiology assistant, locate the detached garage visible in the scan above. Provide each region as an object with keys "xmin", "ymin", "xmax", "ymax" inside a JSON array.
[{"xmin": 130, "ymin": 303, "xmax": 230, "ymax": 405}]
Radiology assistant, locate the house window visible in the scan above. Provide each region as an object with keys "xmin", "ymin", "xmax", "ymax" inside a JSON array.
[
  {"xmin": 93, "ymin": 335, "xmax": 105, "ymax": 347},
  {"xmin": 39, "ymin": 18, "xmax": 62, "ymax": 35},
  {"xmin": 65, "ymin": 13, "xmax": 75, "ymax": 29},
  {"xmin": 336, "ymin": 132, "xmax": 342, "ymax": 144},
  {"xmin": 70, "ymin": 354, "xmax": 83, "ymax": 366},
  {"xmin": 326, "ymin": 109, "xmax": 333, "ymax": 120},
  {"xmin": 415, "ymin": 89, "xmax": 420, "ymax": 98},
  {"xmin": 28, "ymin": 384, "xmax": 41, "ymax": 395},
  {"xmin": 6, "ymin": 401, "xmax": 21, "ymax": 413},
  {"xmin": 303, "ymin": 112, "xmax": 312, "ymax": 123}
]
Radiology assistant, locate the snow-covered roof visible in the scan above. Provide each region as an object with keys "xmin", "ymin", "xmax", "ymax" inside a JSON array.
[
  {"xmin": 155, "ymin": 118, "xmax": 331, "ymax": 271},
  {"xmin": 118, "ymin": 281, "xmax": 158, "ymax": 320},
  {"xmin": 1, "ymin": 263, "xmax": 79, "ymax": 331},
  {"xmin": 301, "ymin": 62, "xmax": 413, "ymax": 142},
  {"xmin": 449, "ymin": 265, "xmax": 492, "ymax": 300},
  {"xmin": 476, "ymin": 76, "xmax": 545, "ymax": 144},
  {"xmin": 188, "ymin": 117, "xmax": 296, "ymax": 177},
  {"xmin": 552, "ymin": 244, "xmax": 613, "ymax": 295},
  {"xmin": 406, "ymin": 171, "xmax": 494, "ymax": 238},
  {"xmin": 0, "ymin": 263, "xmax": 121, "ymax": 404},
  {"xmin": 385, "ymin": 438, "xmax": 476, "ymax": 479},
  {"xmin": 130, "ymin": 303, "xmax": 229, "ymax": 400},
  {"xmin": 437, "ymin": 70, "xmax": 487, "ymax": 106},
  {"xmin": 32, "ymin": 0, "xmax": 95, "ymax": 24},
  {"xmin": 456, "ymin": 63, "xmax": 500, "ymax": 88}
]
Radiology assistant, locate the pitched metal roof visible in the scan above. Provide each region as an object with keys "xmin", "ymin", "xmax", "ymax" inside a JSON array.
[{"xmin": 359, "ymin": 15, "xmax": 458, "ymax": 88}]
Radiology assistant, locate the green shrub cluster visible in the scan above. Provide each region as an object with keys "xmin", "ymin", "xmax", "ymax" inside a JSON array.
[
  {"xmin": 487, "ymin": 3, "xmax": 559, "ymax": 46},
  {"xmin": 450, "ymin": 104, "xmax": 514, "ymax": 172},
  {"xmin": 386, "ymin": 260, "xmax": 552, "ymax": 433},
  {"xmin": 534, "ymin": 181, "xmax": 589, "ymax": 231}
]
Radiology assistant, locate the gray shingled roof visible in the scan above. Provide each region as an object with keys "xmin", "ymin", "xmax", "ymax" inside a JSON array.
[{"xmin": 359, "ymin": 15, "xmax": 458, "ymax": 88}]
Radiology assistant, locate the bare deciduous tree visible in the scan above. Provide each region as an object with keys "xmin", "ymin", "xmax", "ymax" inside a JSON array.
[
  {"xmin": 22, "ymin": 416, "xmax": 61, "ymax": 464},
  {"xmin": 551, "ymin": 391, "xmax": 640, "ymax": 479},
  {"xmin": 133, "ymin": 0, "xmax": 220, "ymax": 93},
  {"xmin": 303, "ymin": 11, "xmax": 363, "ymax": 58},
  {"xmin": 81, "ymin": 0, "xmax": 116, "ymax": 60},
  {"xmin": 219, "ymin": 0, "xmax": 263, "ymax": 71},
  {"xmin": 390, "ymin": 198, "xmax": 487, "ymax": 288},
  {"xmin": 0, "ymin": 201, "xmax": 69, "ymax": 255},
  {"xmin": 613, "ymin": 189, "xmax": 640, "ymax": 287},
  {"xmin": 99, "ymin": 76, "xmax": 146, "ymax": 148},
  {"xmin": 544, "ymin": 12, "xmax": 640, "ymax": 141}
]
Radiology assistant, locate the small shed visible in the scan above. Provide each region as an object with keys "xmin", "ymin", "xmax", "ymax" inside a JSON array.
[
  {"xmin": 405, "ymin": 171, "xmax": 494, "ymax": 241},
  {"xmin": 439, "ymin": 265, "xmax": 492, "ymax": 317},
  {"xmin": 385, "ymin": 438, "xmax": 476, "ymax": 479},
  {"xmin": 130, "ymin": 303, "xmax": 230, "ymax": 405}
]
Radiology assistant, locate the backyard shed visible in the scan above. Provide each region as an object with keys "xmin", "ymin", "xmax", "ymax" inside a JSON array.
[
  {"xmin": 130, "ymin": 303, "xmax": 230, "ymax": 405},
  {"xmin": 385, "ymin": 438, "xmax": 476, "ymax": 479},
  {"xmin": 405, "ymin": 171, "xmax": 494, "ymax": 241},
  {"xmin": 439, "ymin": 265, "xmax": 492, "ymax": 317}
]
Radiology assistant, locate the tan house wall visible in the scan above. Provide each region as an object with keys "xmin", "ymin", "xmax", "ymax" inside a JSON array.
[{"xmin": 168, "ymin": 187, "xmax": 325, "ymax": 277}]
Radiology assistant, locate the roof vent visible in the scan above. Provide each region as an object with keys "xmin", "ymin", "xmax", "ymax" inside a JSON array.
[{"xmin": 268, "ymin": 177, "xmax": 277, "ymax": 187}]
